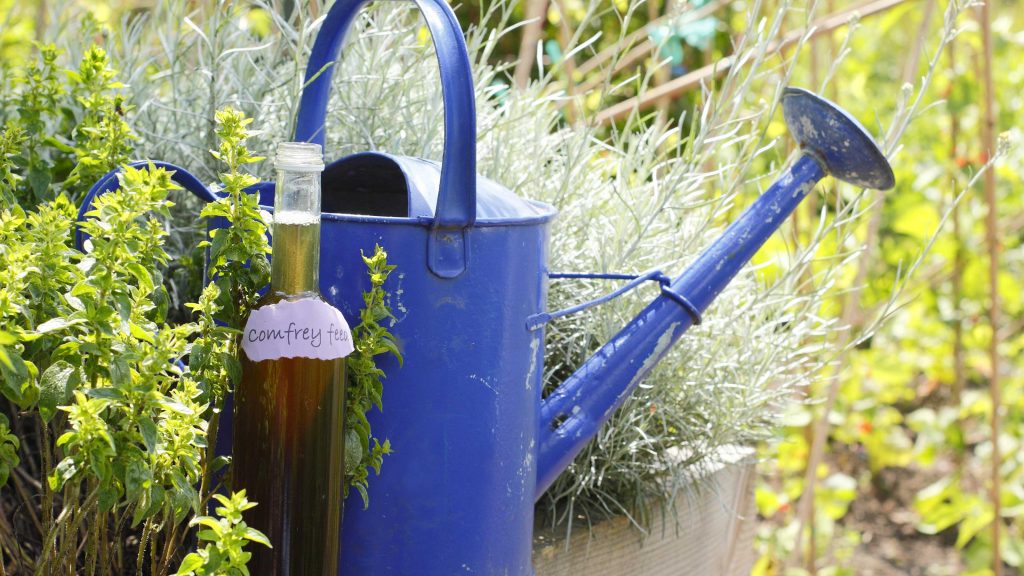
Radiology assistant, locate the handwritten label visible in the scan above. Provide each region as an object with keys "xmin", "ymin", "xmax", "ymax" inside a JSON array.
[{"xmin": 241, "ymin": 298, "xmax": 353, "ymax": 362}]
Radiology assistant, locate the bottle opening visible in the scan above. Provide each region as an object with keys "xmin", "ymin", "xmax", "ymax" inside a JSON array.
[{"xmin": 275, "ymin": 142, "xmax": 325, "ymax": 172}]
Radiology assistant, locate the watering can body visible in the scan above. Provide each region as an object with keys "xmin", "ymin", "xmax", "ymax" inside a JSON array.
[
  {"xmin": 279, "ymin": 1, "xmax": 558, "ymax": 570},
  {"xmin": 76, "ymin": 0, "xmax": 896, "ymax": 572},
  {"xmin": 285, "ymin": 162, "xmax": 555, "ymax": 575},
  {"xmin": 264, "ymin": 181, "xmax": 554, "ymax": 575}
]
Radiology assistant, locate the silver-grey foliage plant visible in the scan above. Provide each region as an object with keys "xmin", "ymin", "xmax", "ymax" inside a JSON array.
[{"xmin": 38, "ymin": 0, "xmax": 930, "ymax": 529}]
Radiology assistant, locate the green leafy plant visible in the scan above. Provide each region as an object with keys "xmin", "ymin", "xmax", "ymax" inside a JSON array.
[
  {"xmin": 0, "ymin": 38, "xmax": 403, "ymax": 572},
  {"xmin": 1, "ymin": 42, "xmax": 134, "ymax": 208},
  {"xmin": 64, "ymin": 46, "xmax": 136, "ymax": 192},
  {"xmin": 174, "ymin": 491, "xmax": 270, "ymax": 576},
  {"xmin": 188, "ymin": 108, "xmax": 272, "ymax": 493},
  {"xmin": 344, "ymin": 245, "xmax": 400, "ymax": 507}
]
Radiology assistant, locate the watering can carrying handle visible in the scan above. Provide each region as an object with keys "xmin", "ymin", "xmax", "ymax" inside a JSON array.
[{"xmin": 294, "ymin": 0, "xmax": 477, "ymax": 278}]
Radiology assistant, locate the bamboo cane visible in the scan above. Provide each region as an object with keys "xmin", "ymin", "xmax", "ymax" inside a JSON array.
[
  {"xmin": 574, "ymin": 0, "xmax": 730, "ymax": 95},
  {"xmin": 948, "ymin": 37, "xmax": 965, "ymax": 473},
  {"xmin": 978, "ymin": 0, "xmax": 1001, "ymax": 572},
  {"xmin": 514, "ymin": 0, "xmax": 550, "ymax": 89},
  {"xmin": 596, "ymin": 0, "xmax": 913, "ymax": 125}
]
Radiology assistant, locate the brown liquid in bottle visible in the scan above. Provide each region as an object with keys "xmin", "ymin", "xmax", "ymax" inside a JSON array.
[
  {"xmin": 234, "ymin": 325, "xmax": 344, "ymax": 575},
  {"xmin": 232, "ymin": 145, "xmax": 346, "ymax": 576}
]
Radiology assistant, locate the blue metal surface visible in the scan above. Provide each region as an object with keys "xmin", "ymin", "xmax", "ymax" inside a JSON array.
[
  {"xmin": 534, "ymin": 154, "xmax": 826, "ymax": 494},
  {"xmin": 782, "ymin": 86, "xmax": 895, "ymax": 191},
  {"xmin": 283, "ymin": 0, "xmax": 552, "ymax": 572},
  {"xmin": 295, "ymin": 0, "xmax": 478, "ymax": 278},
  {"xmin": 535, "ymin": 87, "xmax": 895, "ymax": 495},
  {"xmin": 329, "ymin": 152, "xmax": 552, "ymax": 221}
]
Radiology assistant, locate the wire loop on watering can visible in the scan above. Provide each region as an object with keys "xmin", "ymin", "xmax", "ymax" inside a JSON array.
[{"xmin": 526, "ymin": 270, "xmax": 703, "ymax": 330}]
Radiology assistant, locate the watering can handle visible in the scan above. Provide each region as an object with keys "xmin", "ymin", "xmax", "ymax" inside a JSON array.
[
  {"xmin": 74, "ymin": 161, "xmax": 218, "ymax": 251},
  {"xmin": 294, "ymin": 0, "xmax": 477, "ymax": 278}
]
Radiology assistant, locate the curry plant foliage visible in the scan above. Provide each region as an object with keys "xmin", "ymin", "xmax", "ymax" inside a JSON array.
[{"xmin": 0, "ymin": 46, "xmax": 399, "ymax": 573}]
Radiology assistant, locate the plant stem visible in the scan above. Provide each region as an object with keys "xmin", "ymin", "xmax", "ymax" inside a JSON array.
[
  {"xmin": 149, "ymin": 521, "xmax": 159, "ymax": 576},
  {"xmin": 99, "ymin": 511, "xmax": 110, "ymax": 576},
  {"xmin": 948, "ymin": 37, "xmax": 965, "ymax": 472},
  {"xmin": 201, "ymin": 403, "xmax": 221, "ymax": 502},
  {"xmin": 157, "ymin": 512, "xmax": 180, "ymax": 576},
  {"xmin": 136, "ymin": 519, "xmax": 152, "ymax": 576},
  {"xmin": 38, "ymin": 419, "xmax": 53, "ymax": 571},
  {"xmin": 574, "ymin": 0, "xmax": 729, "ymax": 94},
  {"xmin": 551, "ymin": 0, "xmax": 579, "ymax": 123},
  {"xmin": 34, "ymin": 485, "xmax": 95, "ymax": 576},
  {"xmin": 86, "ymin": 499, "xmax": 99, "ymax": 576},
  {"xmin": 978, "ymin": 0, "xmax": 1000, "ymax": 572},
  {"xmin": 10, "ymin": 467, "xmax": 43, "ymax": 536},
  {"xmin": 56, "ymin": 483, "xmax": 84, "ymax": 575},
  {"xmin": 901, "ymin": 0, "xmax": 936, "ymax": 86}
]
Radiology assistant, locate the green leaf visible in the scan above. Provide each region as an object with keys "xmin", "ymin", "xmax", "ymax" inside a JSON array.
[
  {"xmin": 36, "ymin": 317, "xmax": 83, "ymax": 334},
  {"xmin": 175, "ymin": 553, "xmax": 204, "ymax": 575},
  {"xmin": 27, "ymin": 165, "xmax": 51, "ymax": 200},
  {"xmin": 219, "ymin": 352, "xmax": 241, "ymax": 387},
  {"xmin": 125, "ymin": 459, "xmax": 150, "ymax": 503},
  {"xmin": 0, "ymin": 346, "xmax": 12, "ymax": 372},
  {"xmin": 957, "ymin": 506, "xmax": 994, "ymax": 549},
  {"xmin": 345, "ymin": 429, "xmax": 362, "ymax": 475},
  {"xmin": 39, "ymin": 361, "xmax": 79, "ymax": 423},
  {"xmin": 126, "ymin": 262, "xmax": 155, "ymax": 294},
  {"xmin": 243, "ymin": 526, "xmax": 272, "ymax": 548},
  {"xmin": 50, "ymin": 458, "xmax": 79, "ymax": 490},
  {"xmin": 138, "ymin": 416, "xmax": 158, "ymax": 453},
  {"xmin": 0, "ymin": 352, "xmax": 31, "ymax": 406},
  {"xmin": 86, "ymin": 388, "xmax": 123, "ymax": 404},
  {"xmin": 129, "ymin": 322, "xmax": 155, "ymax": 344},
  {"xmin": 109, "ymin": 357, "xmax": 130, "ymax": 388}
]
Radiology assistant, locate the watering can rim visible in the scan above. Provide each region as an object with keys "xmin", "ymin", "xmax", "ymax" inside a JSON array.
[
  {"xmin": 314, "ymin": 150, "xmax": 560, "ymax": 227},
  {"xmin": 252, "ymin": 186, "xmax": 558, "ymax": 228}
]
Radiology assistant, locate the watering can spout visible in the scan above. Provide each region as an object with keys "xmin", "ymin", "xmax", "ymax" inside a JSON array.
[{"xmin": 534, "ymin": 87, "xmax": 895, "ymax": 498}]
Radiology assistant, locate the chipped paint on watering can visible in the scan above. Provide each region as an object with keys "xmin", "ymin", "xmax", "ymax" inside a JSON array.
[{"xmin": 74, "ymin": 0, "xmax": 895, "ymax": 570}]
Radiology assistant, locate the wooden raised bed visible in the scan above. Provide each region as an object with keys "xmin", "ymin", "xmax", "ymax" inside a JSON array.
[{"xmin": 533, "ymin": 447, "xmax": 757, "ymax": 576}]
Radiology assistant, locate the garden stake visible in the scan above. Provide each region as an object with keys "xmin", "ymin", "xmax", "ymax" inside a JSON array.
[
  {"xmin": 979, "ymin": 0, "xmax": 1002, "ymax": 570},
  {"xmin": 75, "ymin": 0, "xmax": 894, "ymax": 569}
]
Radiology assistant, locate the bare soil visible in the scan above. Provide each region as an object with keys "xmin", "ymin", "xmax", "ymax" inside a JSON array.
[{"xmin": 843, "ymin": 464, "xmax": 965, "ymax": 575}]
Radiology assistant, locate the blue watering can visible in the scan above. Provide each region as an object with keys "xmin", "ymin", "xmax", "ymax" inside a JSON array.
[{"xmin": 77, "ymin": 0, "xmax": 894, "ymax": 572}]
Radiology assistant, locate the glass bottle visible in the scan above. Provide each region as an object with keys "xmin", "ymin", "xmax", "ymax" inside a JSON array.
[{"xmin": 234, "ymin": 142, "xmax": 347, "ymax": 576}]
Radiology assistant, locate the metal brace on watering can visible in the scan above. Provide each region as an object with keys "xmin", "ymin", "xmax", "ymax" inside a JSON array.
[{"xmin": 76, "ymin": 0, "xmax": 895, "ymax": 573}]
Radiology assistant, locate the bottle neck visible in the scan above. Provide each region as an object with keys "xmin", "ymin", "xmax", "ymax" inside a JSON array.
[{"xmin": 270, "ymin": 168, "xmax": 322, "ymax": 295}]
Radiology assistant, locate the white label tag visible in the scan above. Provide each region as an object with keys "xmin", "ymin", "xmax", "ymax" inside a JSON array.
[{"xmin": 241, "ymin": 298, "xmax": 354, "ymax": 362}]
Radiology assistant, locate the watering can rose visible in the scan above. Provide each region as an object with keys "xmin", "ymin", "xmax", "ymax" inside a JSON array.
[{"xmin": 241, "ymin": 298, "xmax": 354, "ymax": 361}]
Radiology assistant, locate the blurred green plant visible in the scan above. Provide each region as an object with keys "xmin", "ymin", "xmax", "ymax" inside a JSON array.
[{"xmin": 752, "ymin": 0, "xmax": 1022, "ymax": 573}]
